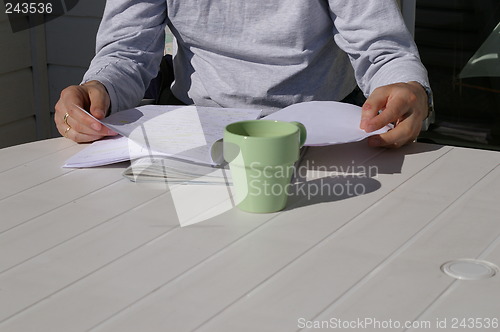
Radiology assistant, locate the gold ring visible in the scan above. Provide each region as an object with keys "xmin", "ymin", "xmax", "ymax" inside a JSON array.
[
  {"xmin": 64, "ymin": 126, "xmax": 71, "ymax": 137},
  {"xmin": 63, "ymin": 112, "xmax": 70, "ymax": 126}
]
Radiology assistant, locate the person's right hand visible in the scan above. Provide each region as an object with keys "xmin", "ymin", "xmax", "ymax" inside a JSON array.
[{"xmin": 54, "ymin": 80, "xmax": 118, "ymax": 143}]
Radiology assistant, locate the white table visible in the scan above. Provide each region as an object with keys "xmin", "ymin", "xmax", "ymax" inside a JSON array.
[{"xmin": 1, "ymin": 138, "xmax": 499, "ymax": 332}]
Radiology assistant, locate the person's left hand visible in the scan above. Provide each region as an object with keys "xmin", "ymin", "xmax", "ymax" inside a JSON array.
[{"xmin": 360, "ymin": 81, "xmax": 429, "ymax": 148}]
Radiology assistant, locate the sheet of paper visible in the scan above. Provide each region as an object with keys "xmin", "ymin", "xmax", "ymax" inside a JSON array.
[
  {"xmin": 263, "ymin": 101, "xmax": 393, "ymax": 146},
  {"xmin": 66, "ymin": 105, "xmax": 262, "ymax": 167},
  {"xmin": 64, "ymin": 136, "xmax": 172, "ymax": 168}
]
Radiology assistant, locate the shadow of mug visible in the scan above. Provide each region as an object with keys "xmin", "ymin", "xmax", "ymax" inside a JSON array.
[
  {"xmin": 283, "ymin": 140, "xmax": 446, "ymax": 210},
  {"xmin": 285, "ymin": 175, "xmax": 382, "ymax": 210}
]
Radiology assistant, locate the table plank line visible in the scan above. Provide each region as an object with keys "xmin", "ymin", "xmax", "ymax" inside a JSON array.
[
  {"xmin": 0, "ymin": 139, "xmax": 389, "ymax": 330},
  {"xmin": 184, "ymin": 148, "xmax": 499, "ymax": 332},
  {"xmin": 0, "ymin": 176, "xmax": 123, "ymax": 236},
  {"xmin": 404, "ymin": 203, "xmax": 500, "ymax": 331},
  {"xmin": 81, "ymin": 145, "xmax": 400, "ymax": 330},
  {"xmin": 3, "ymin": 132, "xmax": 500, "ymax": 331},
  {"xmin": 299, "ymin": 163, "xmax": 500, "ymax": 330},
  {"xmin": 0, "ymin": 183, "xmax": 176, "ymax": 275},
  {"xmin": 188, "ymin": 148, "xmax": 457, "ymax": 331},
  {"xmin": 405, "ymin": 234, "xmax": 500, "ymax": 331},
  {"xmin": 85, "ymin": 212, "xmax": 287, "ymax": 332},
  {"xmin": 4, "ymin": 143, "xmax": 496, "ymax": 332},
  {"xmin": 0, "ymin": 138, "xmax": 77, "ymax": 173},
  {"xmin": 0, "ymin": 168, "xmax": 77, "ymax": 202},
  {"xmin": 0, "ymin": 185, "xmax": 184, "ymax": 324},
  {"xmin": 0, "ymin": 144, "xmax": 76, "ymax": 172},
  {"xmin": 87, "ymin": 145, "xmax": 454, "ymax": 331},
  {"xmin": 0, "ymin": 178, "xmax": 280, "ymax": 327},
  {"xmin": 0, "ymin": 226, "xmax": 181, "ymax": 326}
]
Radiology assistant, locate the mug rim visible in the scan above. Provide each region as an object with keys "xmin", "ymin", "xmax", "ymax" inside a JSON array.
[{"xmin": 224, "ymin": 120, "xmax": 299, "ymax": 139}]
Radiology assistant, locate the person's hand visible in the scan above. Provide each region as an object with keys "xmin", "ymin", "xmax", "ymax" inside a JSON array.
[
  {"xmin": 360, "ymin": 81, "xmax": 429, "ymax": 148},
  {"xmin": 55, "ymin": 80, "xmax": 117, "ymax": 143}
]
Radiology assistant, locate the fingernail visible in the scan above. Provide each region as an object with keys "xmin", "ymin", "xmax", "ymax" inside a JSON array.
[{"xmin": 93, "ymin": 110, "xmax": 105, "ymax": 119}]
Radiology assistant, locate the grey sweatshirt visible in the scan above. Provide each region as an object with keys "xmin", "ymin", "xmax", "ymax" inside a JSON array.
[{"xmin": 83, "ymin": 0, "xmax": 430, "ymax": 114}]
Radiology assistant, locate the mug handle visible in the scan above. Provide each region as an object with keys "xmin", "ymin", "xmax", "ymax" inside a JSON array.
[{"xmin": 290, "ymin": 121, "xmax": 307, "ymax": 147}]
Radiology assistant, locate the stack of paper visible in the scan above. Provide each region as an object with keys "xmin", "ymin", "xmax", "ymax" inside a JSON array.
[
  {"xmin": 122, "ymin": 157, "xmax": 232, "ymax": 184},
  {"xmin": 64, "ymin": 101, "xmax": 391, "ymax": 183},
  {"xmin": 64, "ymin": 104, "xmax": 262, "ymax": 182}
]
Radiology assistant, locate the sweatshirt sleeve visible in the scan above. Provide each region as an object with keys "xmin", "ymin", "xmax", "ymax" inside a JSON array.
[
  {"xmin": 82, "ymin": 1, "xmax": 167, "ymax": 113},
  {"xmin": 328, "ymin": 0, "xmax": 430, "ymax": 95}
]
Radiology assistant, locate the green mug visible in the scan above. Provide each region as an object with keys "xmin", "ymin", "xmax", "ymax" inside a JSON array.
[{"xmin": 224, "ymin": 120, "xmax": 307, "ymax": 213}]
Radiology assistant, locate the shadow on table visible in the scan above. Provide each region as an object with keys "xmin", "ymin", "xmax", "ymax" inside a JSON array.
[
  {"xmin": 302, "ymin": 140, "xmax": 445, "ymax": 175},
  {"xmin": 285, "ymin": 175, "xmax": 382, "ymax": 210},
  {"xmin": 284, "ymin": 141, "xmax": 446, "ymax": 210}
]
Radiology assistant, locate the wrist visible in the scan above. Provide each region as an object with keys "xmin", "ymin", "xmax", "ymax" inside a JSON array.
[{"xmin": 408, "ymin": 81, "xmax": 435, "ymax": 131}]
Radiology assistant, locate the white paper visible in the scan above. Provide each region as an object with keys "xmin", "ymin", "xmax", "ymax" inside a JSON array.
[
  {"xmin": 64, "ymin": 136, "xmax": 172, "ymax": 168},
  {"xmin": 263, "ymin": 101, "xmax": 393, "ymax": 146},
  {"xmin": 65, "ymin": 105, "xmax": 262, "ymax": 167},
  {"xmin": 123, "ymin": 156, "xmax": 232, "ymax": 184}
]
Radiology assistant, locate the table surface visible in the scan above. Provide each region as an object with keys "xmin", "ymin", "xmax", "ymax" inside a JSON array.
[{"xmin": 1, "ymin": 138, "xmax": 500, "ymax": 332}]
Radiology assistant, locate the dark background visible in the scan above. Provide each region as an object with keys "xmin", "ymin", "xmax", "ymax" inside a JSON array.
[{"xmin": 415, "ymin": 0, "xmax": 500, "ymax": 150}]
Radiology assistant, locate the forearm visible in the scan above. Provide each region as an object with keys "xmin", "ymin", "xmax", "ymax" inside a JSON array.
[
  {"xmin": 82, "ymin": 1, "xmax": 167, "ymax": 113},
  {"xmin": 329, "ymin": 0, "xmax": 430, "ymax": 95}
]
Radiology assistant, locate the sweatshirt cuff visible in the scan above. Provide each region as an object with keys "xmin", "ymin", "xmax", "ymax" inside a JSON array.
[{"xmin": 367, "ymin": 57, "xmax": 430, "ymax": 95}]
